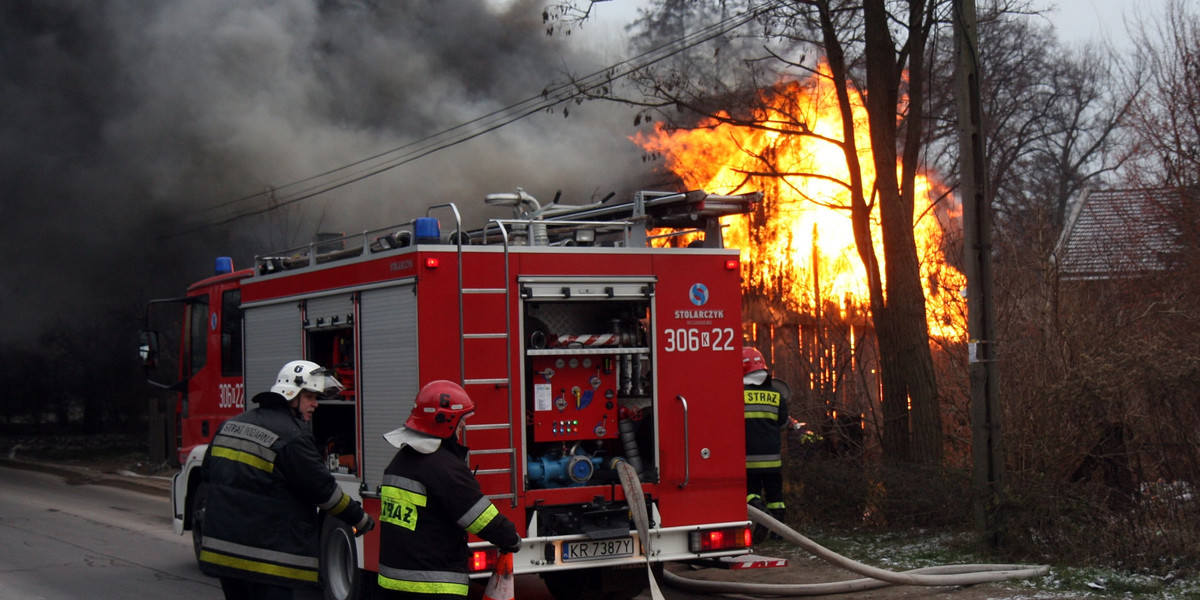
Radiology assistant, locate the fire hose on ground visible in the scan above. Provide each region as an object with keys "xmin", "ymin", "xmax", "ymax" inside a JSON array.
[{"xmin": 661, "ymin": 505, "xmax": 1050, "ymax": 597}]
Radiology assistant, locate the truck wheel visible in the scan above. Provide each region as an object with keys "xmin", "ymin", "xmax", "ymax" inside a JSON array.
[
  {"xmin": 191, "ymin": 483, "xmax": 207, "ymax": 562},
  {"xmin": 541, "ymin": 565, "xmax": 660, "ymax": 600},
  {"xmin": 320, "ymin": 517, "xmax": 371, "ymax": 600}
]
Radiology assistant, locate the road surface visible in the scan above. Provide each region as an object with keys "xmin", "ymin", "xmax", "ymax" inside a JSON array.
[
  {"xmin": 0, "ymin": 460, "xmax": 1048, "ymax": 600},
  {"xmin": 0, "ymin": 462, "xmax": 538, "ymax": 600},
  {"xmin": 0, "ymin": 463, "xmax": 223, "ymax": 599}
]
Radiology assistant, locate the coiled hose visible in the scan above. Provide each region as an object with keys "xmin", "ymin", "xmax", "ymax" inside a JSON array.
[{"xmin": 663, "ymin": 505, "xmax": 1049, "ymax": 596}]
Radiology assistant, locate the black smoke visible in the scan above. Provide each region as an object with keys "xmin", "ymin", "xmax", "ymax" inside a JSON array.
[
  {"xmin": 0, "ymin": 0, "xmax": 647, "ymax": 430},
  {"xmin": 1, "ymin": 0, "xmax": 649, "ymax": 337}
]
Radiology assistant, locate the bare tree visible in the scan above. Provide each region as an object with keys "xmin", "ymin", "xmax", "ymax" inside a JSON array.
[
  {"xmin": 1124, "ymin": 0, "xmax": 1200, "ymax": 188},
  {"xmin": 927, "ymin": 9, "xmax": 1136, "ymax": 250},
  {"xmin": 552, "ymin": 0, "xmax": 949, "ymax": 464},
  {"xmin": 952, "ymin": 2, "xmax": 1199, "ymax": 563}
]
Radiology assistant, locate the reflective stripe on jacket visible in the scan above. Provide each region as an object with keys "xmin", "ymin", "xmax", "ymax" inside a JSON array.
[
  {"xmin": 198, "ymin": 392, "xmax": 367, "ymax": 589},
  {"xmin": 744, "ymin": 381, "xmax": 788, "ymax": 471},
  {"xmin": 377, "ymin": 439, "xmax": 519, "ymax": 597}
]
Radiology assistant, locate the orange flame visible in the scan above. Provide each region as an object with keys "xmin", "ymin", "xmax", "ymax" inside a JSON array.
[{"xmin": 634, "ymin": 62, "xmax": 965, "ymax": 339}]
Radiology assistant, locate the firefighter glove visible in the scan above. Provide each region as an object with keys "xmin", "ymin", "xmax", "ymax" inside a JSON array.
[
  {"xmin": 354, "ymin": 514, "xmax": 375, "ymax": 537},
  {"xmin": 501, "ymin": 540, "xmax": 522, "ymax": 554}
]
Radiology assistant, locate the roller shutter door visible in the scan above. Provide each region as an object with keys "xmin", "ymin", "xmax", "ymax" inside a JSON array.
[
  {"xmin": 242, "ymin": 302, "xmax": 303, "ymax": 398},
  {"xmin": 359, "ymin": 283, "xmax": 419, "ymax": 492}
]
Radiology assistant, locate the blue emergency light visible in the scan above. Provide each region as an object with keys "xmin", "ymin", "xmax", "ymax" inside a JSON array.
[{"xmin": 414, "ymin": 217, "xmax": 441, "ymax": 244}]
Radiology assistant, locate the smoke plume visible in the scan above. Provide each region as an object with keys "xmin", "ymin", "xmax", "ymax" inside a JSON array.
[{"xmin": 0, "ymin": 0, "xmax": 648, "ymax": 342}]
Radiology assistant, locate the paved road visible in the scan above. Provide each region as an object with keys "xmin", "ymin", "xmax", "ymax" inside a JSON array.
[
  {"xmin": 0, "ymin": 462, "xmax": 222, "ymax": 599},
  {"xmin": 0, "ymin": 460, "xmax": 664, "ymax": 600},
  {"xmin": 0, "ymin": 459, "xmax": 1039, "ymax": 600},
  {"xmin": 0, "ymin": 460, "xmax": 538, "ymax": 600}
]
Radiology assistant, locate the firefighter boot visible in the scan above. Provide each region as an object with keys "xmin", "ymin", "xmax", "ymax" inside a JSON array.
[
  {"xmin": 767, "ymin": 507, "xmax": 787, "ymax": 540},
  {"xmin": 748, "ymin": 496, "xmax": 769, "ymax": 545}
]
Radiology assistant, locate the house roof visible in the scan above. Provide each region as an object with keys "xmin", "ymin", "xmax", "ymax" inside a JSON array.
[{"xmin": 1055, "ymin": 187, "xmax": 1185, "ymax": 280}]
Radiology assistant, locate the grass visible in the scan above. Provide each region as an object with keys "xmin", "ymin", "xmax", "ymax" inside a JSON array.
[{"xmin": 782, "ymin": 525, "xmax": 1200, "ymax": 599}]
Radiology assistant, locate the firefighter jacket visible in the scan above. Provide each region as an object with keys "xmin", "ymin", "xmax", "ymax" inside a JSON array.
[
  {"xmin": 377, "ymin": 431, "xmax": 520, "ymax": 598},
  {"xmin": 198, "ymin": 392, "xmax": 368, "ymax": 588},
  {"xmin": 744, "ymin": 379, "xmax": 789, "ymax": 472}
]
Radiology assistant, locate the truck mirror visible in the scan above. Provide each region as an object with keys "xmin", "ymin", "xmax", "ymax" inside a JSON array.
[
  {"xmin": 138, "ymin": 330, "xmax": 160, "ymax": 369},
  {"xmin": 140, "ymin": 329, "xmax": 187, "ymax": 390}
]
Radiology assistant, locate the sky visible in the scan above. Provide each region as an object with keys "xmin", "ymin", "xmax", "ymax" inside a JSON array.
[
  {"xmin": 0, "ymin": 0, "xmax": 1187, "ymax": 346},
  {"xmin": 1043, "ymin": 0, "xmax": 1175, "ymax": 47}
]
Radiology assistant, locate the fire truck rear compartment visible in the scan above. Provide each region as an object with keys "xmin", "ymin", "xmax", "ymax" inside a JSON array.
[
  {"xmin": 532, "ymin": 495, "xmax": 653, "ymax": 541},
  {"xmin": 521, "ymin": 293, "xmax": 658, "ymax": 491}
]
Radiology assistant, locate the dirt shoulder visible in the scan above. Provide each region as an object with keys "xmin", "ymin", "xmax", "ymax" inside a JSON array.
[
  {"xmin": 666, "ymin": 543, "xmax": 1068, "ymax": 600},
  {"xmin": 0, "ymin": 432, "xmax": 173, "ymax": 496}
]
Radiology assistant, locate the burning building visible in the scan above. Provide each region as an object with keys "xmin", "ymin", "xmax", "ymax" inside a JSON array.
[{"xmin": 635, "ymin": 62, "xmax": 967, "ymax": 457}]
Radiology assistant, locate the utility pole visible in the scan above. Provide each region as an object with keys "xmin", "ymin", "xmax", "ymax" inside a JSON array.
[{"xmin": 954, "ymin": 0, "xmax": 1004, "ymax": 547}]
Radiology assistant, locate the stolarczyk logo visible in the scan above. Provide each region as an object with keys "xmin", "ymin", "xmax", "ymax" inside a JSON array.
[{"xmin": 689, "ymin": 283, "xmax": 709, "ymax": 306}]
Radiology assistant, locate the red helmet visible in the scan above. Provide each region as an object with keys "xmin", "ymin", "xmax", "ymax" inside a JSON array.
[
  {"xmin": 742, "ymin": 347, "xmax": 767, "ymax": 376},
  {"xmin": 405, "ymin": 380, "xmax": 476, "ymax": 438}
]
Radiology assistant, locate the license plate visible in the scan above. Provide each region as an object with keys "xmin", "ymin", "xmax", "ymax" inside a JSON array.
[{"xmin": 561, "ymin": 537, "xmax": 636, "ymax": 562}]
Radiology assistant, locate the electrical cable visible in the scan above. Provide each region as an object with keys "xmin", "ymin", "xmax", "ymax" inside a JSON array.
[
  {"xmin": 162, "ymin": 1, "xmax": 784, "ymax": 238},
  {"xmin": 211, "ymin": 2, "xmax": 772, "ymax": 216}
]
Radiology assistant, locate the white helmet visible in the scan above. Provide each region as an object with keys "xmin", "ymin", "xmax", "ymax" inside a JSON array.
[{"xmin": 270, "ymin": 360, "xmax": 344, "ymax": 400}]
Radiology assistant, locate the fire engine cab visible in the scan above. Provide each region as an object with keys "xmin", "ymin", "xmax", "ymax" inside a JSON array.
[{"xmin": 140, "ymin": 188, "xmax": 763, "ymax": 600}]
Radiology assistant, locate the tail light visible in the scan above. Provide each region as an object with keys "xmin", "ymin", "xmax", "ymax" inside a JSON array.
[
  {"xmin": 689, "ymin": 526, "xmax": 752, "ymax": 553},
  {"xmin": 468, "ymin": 548, "xmax": 499, "ymax": 573}
]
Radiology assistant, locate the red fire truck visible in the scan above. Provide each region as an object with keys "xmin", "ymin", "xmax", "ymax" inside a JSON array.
[{"xmin": 140, "ymin": 188, "xmax": 763, "ymax": 600}]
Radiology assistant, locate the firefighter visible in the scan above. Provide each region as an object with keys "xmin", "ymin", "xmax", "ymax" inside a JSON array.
[
  {"xmin": 742, "ymin": 346, "xmax": 789, "ymax": 543},
  {"xmin": 377, "ymin": 380, "xmax": 521, "ymax": 600},
  {"xmin": 198, "ymin": 360, "xmax": 374, "ymax": 600}
]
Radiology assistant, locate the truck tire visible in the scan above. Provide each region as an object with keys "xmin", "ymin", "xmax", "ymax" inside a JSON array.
[
  {"xmin": 320, "ymin": 517, "xmax": 371, "ymax": 600},
  {"xmin": 541, "ymin": 565, "xmax": 660, "ymax": 600},
  {"xmin": 191, "ymin": 482, "xmax": 207, "ymax": 562}
]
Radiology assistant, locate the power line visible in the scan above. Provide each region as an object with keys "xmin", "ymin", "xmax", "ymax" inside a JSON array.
[{"xmin": 161, "ymin": 1, "xmax": 780, "ymax": 239}]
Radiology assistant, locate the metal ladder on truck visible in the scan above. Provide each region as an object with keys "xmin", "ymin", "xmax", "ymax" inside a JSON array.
[
  {"xmin": 428, "ymin": 203, "xmax": 521, "ymax": 508},
  {"xmin": 434, "ymin": 195, "xmax": 649, "ymax": 509},
  {"xmin": 427, "ymin": 199, "xmax": 639, "ymax": 510}
]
